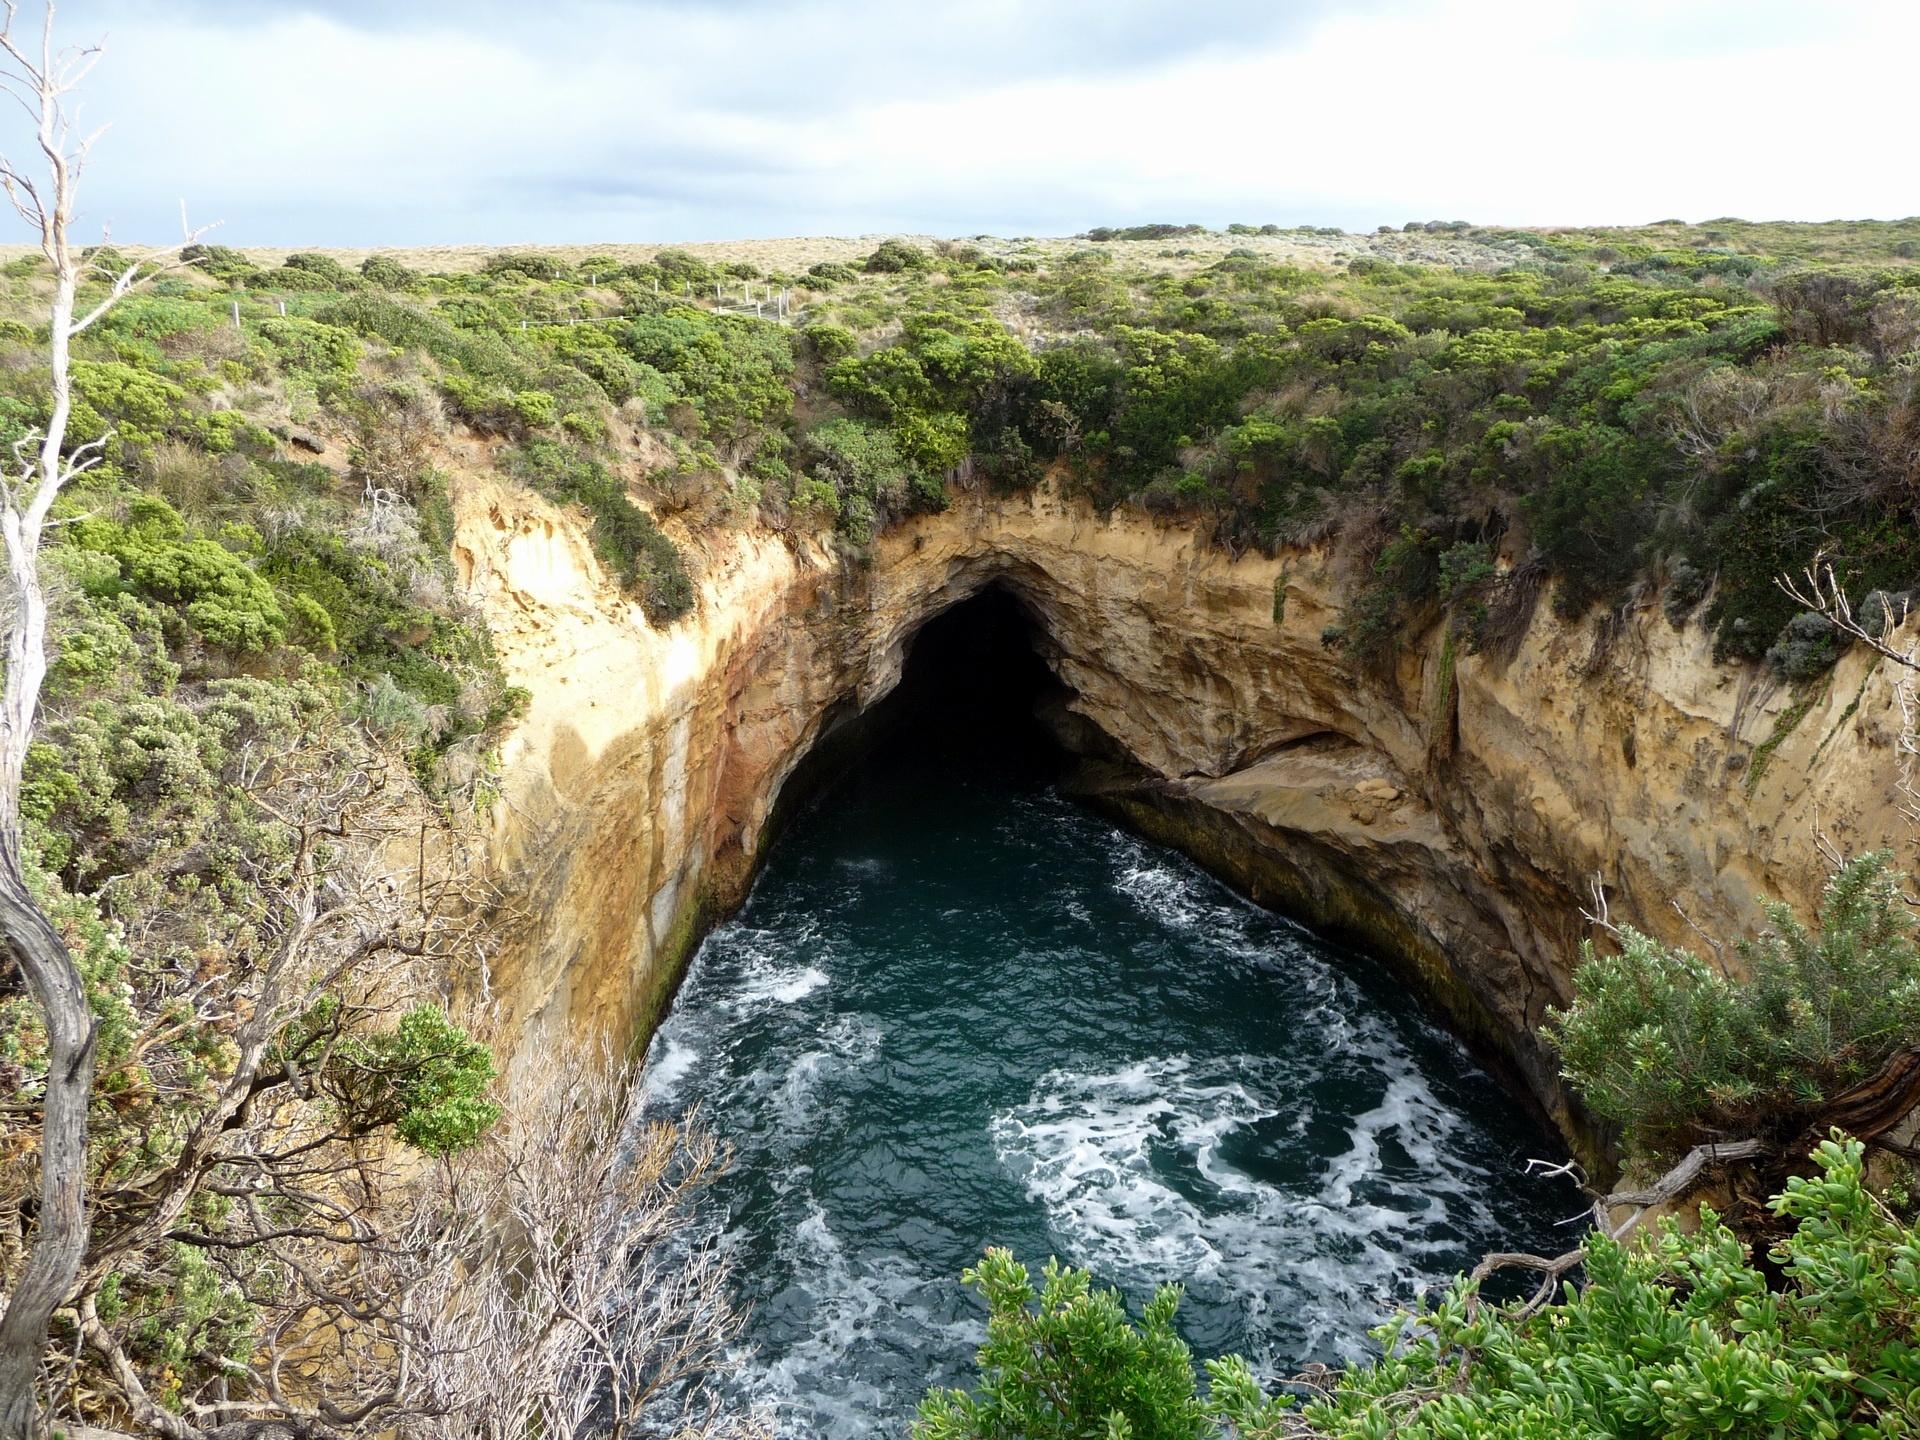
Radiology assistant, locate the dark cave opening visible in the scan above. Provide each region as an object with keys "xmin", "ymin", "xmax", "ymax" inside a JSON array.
[
  {"xmin": 761, "ymin": 583, "xmax": 1080, "ymax": 844},
  {"xmin": 863, "ymin": 583, "xmax": 1073, "ymax": 782}
]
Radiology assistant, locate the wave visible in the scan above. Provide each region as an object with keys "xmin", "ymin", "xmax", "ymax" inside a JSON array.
[{"xmin": 994, "ymin": 1048, "xmax": 1507, "ymax": 1364}]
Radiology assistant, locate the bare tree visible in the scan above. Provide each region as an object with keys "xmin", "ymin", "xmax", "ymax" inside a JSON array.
[
  {"xmin": 47, "ymin": 701, "xmax": 503, "ymax": 1440},
  {"xmin": 0, "ymin": 5, "xmax": 215, "ymax": 1434},
  {"xmin": 403, "ymin": 1064, "xmax": 768, "ymax": 1440}
]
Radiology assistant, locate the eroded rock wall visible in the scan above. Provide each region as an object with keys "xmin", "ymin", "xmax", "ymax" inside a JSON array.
[{"xmin": 454, "ymin": 468, "xmax": 1916, "ymax": 1150}]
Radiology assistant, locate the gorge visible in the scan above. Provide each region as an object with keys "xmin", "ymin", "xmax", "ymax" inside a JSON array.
[
  {"xmin": 632, "ymin": 585, "xmax": 1584, "ymax": 1436},
  {"xmin": 460, "ymin": 465, "xmax": 1914, "ymax": 1168}
]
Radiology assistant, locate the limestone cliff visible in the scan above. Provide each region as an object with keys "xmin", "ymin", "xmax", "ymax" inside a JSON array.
[{"xmin": 451, "ymin": 462, "xmax": 1916, "ymax": 1154}]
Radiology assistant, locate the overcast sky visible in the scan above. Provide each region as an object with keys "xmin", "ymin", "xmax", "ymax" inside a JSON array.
[{"xmin": 16, "ymin": 0, "xmax": 1916, "ymax": 246}]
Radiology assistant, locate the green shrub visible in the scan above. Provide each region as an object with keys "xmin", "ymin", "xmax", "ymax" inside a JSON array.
[
  {"xmin": 620, "ymin": 306, "xmax": 793, "ymax": 442},
  {"xmin": 914, "ymin": 1250, "xmax": 1296, "ymax": 1440},
  {"xmin": 1310, "ymin": 1136, "xmax": 1920, "ymax": 1439},
  {"xmin": 652, "ymin": 248, "xmax": 715, "ymax": 287},
  {"xmin": 316, "ymin": 1004, "xmax": 500, "ymax": 1155},
  {"xmin": 1085, "ymin": 224, "xmax": 1206, "ymax": 242},
  {"xmin": 179, "ymin": 244, "xmax": 264, "ymax": 285},
  {"xmin": 482, "ymin": 251, "xmax": 568, "ymax": 282},
  {"xmin": 800, "ymin": 417, "xmax": 930, "ymax": 541},
  {"xmin": 254, "ymin": 315, "xmax": 362, "ymax": 377},
  {"xmin": 1547, "ymin": 852, "xmax": 1920, "ymax": 1158},
  {"xmin": 277, "ymin": 252, "xmax": 359, "ymax": 291},
  {"xmin": 1766, "ymin": 611, "xmax": 1843, "ymax": 683},
  {"xmin": 71, "ymin": 497, "xmax": 287, "ymax": 653},
  {"xmin": 864, "ymin": 238, "xmax": 931, "ymax": 273},
  {"xmin": 358, "ymin": 254, "xmax": 423, "ymax": 291}
]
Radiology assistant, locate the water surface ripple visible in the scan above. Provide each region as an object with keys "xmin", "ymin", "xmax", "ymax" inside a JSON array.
[{"xmin": 639, "ymin": 760, "xmax": 1578, "ymax": 1438}]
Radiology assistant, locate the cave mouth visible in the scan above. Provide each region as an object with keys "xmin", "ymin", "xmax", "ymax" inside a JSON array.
[{"xmin": 860, "ymin": 583, "xmax": 1073, "ymax": 785}]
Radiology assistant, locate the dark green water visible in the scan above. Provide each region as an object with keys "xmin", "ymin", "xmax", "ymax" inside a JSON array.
[{"xmin": 638, "ymin": 587, "xmax": 1580, "ymax": 1438}]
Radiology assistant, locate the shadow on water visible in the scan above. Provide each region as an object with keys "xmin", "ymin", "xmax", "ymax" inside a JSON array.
[{"xmin": 640, "ymin": 582, "xmax": 1583, "ymax": 1439}]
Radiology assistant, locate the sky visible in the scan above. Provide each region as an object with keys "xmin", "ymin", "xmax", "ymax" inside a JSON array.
[{"xmin": 6, "ymin": 0, "xmax": 1914, "ymax": 247}]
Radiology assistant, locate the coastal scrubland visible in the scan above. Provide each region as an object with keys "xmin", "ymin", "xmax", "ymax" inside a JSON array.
[{"xmin": 8, "ymin": 213, "xmax": 1920, "ymax": 1436}]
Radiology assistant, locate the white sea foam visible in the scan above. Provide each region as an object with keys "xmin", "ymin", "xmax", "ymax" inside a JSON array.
[
  {"xmin": 1113, "ymin": 856, "xmax": 1213, "ymax": 934},
  {"xmin": 776, "ymin": 1014, "xmax": 883, "ymax": 1127},
  {"xmin": 732, "ymin": 1201, "xmax": 979, "ymax": 1440},
  {"xmin": 736, "ymin": 964, "xmax": 830, "ymax": 1007},
  {"xmin": 993, "ymin": 1057, "xmax": 1273, "ymax": 1277},
  {"xmin": 640, "ymin": 1038, "xmax": 699, "ymax": 1107},
  {"xmin": 995, "ymin": 1048, "xmax": 1504, "ymax": 1363}
]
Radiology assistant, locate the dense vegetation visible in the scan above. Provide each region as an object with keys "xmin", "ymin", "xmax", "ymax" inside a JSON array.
[
  {"xmin": 168, "ymin": 217, "xmax": 1920, "ymax": 686},
  {"xmin": 1313, "ymin": 1135, "xmax": 1920, "ymax": 1439},
  {"xmin": 71, "ymin": 216, "xmax": 1920, "ymax": 690},
  {"xmin": 913, "ymin": 1250, "xmax": 1297, "ymax": 1440},
  {"xmin": 927, "ymin": 1139, "xmax": 1920, "ymax": 1440}
]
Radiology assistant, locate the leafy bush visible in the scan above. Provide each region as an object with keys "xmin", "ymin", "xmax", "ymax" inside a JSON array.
[
  {"xmin": 1310, "ymin": 1136, "xmax": 1920, "ymax": 1439},
  {"xmin": 1085, "ymin": 224, "xmax": 1207, "ymax": 242},
  {"xmin": 278, "ymin": 252, "xmax": 359, "ymax": 290},
  {"xmin": 620, "ymin": 305, "xmax": 793, "ymax": 444},
  {"xmin": 652, "ymin": 247, "xmax": 715, "ymax": 287},
  {"xmin": 914, "ymin": 1250, "xmax": 1296, "ymax": 1440},
  {"xmin": 254, "ymin": 315, "xmax": 362, "ymax": 377},
  {"xmin": 1767, "ymin": 610, "xmax": 1843, "ymax": 683},
  {"xmin": 483, "ymin": 251, "xmax": 568, "ymax": 282},
  {"xmin": 864, "ymin": 238, "xmax": 931, "ymax": 273},
  {"xmin": 324, "ymin": 1004, "xmax": 501, "ymax": 1155},
  {"xmin": 180, "ymin": 244, "xmax": 265, "ymax": 285},
  {"xmin": 71, "ymin": 496, "xmax": 288, "ymax": 653},
  {"xmin": 799, "ymin": 417, "xmax": 936, "ymax": 541},
  {"xmin": 359, "ymin": 254, "xmax": 423, "ymax": 290},
  {"xmin": 1547, "ymin": 852, "xmax": 1920, "ymax": 1157}
]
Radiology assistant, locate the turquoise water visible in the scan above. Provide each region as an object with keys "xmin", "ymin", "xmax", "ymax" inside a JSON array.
[{"xmin": 639, "ymin": 741, "xmax": 1581, "ymax": 1437}]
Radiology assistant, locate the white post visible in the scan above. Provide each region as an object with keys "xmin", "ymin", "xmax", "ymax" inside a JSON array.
[{"xmin": 231, "ymin": 299, "xmax": 240, "ymax": 330}]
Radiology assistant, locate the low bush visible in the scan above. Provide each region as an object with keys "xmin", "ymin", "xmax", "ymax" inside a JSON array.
[
  {"xmin": 807, "ymin": 260, "xmax": 860, "ymax": 287},
  {"xmin": 864, "ymin": 238, "xmax": 932, "ymax": 273},
  {"xmin": 1085, "ymin": 223, "xmax": 1207, "ymax": 242},
  {"xmin": 1547, "ymin": 852, "xmax": 1920, "ymax": 1159},
  {"xmin": 278, "ymin": 251, "xmax": 360, "ymax": 290},
  {"xmin": 359, "ymin": 254, "xmax": 424, "ymax": 290},
  {"xmin": 1311, "ymin": 1135, "xmax": 1920, "ymax": 1438}
]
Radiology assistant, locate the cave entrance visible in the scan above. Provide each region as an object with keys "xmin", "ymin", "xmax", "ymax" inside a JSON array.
[{"xmin": 863, "ymin": 583, "xmax": 1071, "ymax": 783}]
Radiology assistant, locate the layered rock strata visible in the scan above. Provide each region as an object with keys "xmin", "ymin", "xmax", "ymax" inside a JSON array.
[{"xmin": 453, "ymin": 466, "xmax": 1916, "ymax": 1155}]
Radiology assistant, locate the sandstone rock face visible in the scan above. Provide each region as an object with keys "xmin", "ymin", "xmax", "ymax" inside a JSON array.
[{"xmin": 454, "ymin": 470, "xmax": 1916, "ymax": 1154}]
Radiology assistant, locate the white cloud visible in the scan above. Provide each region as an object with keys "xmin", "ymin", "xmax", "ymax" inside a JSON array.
[{"xmin": 23, "ymin": 0, "xmax": 1918, "ymax": 245}]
